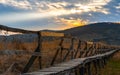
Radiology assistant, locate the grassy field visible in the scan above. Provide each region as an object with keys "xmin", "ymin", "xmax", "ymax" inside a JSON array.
[
  {"xmin": 0, "ymin": 36, "xmax": 119, "ymax": 75},
  {"xmin": 101, "ymin": 51, "xmax": 120, "ymax": 75}
]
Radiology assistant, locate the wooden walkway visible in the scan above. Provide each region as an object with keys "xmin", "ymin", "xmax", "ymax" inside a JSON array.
[
  {"xmin": 22, "ymin": 49, "xmax": 119, "ymax": 75},
  {"xmin": 0, "ymin": 25, "xmax": 119, "ymax": 75}
]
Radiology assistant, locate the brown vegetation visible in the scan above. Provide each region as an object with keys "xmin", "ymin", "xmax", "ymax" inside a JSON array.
[
  {"xmin": 101, "ymin": 51, "xmax": 120, "ymax": 75},
  {"xmin": 0, "ymin": 36, "xmax": 83, "ymax": 75},
  {"xmin": 0, "ymin": 34, "xmax": 119, "ymax": 75}
]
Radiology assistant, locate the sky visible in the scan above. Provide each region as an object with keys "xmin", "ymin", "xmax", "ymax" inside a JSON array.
[{"xmin": 0, "ymin": 0, "xmax": 120, "ymax": 31}]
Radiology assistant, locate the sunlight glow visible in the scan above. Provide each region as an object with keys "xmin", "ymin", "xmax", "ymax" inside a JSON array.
[
  {"xmin": 0, "ymin": 0, "xmax": 111, "ymax": 23},
  {"xmin": 55, "ymin": 18, "xmax": 88, "ymax": 29}
]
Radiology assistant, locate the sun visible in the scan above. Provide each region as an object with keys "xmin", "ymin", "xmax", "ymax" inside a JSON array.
[
  {"xmin": 55, "ymin": 18, "xmax": 88, "ymax": 30},
  {"xmin": 58, "ymin": 18, "xmax": 88, "ymax": 27},
  {"xmin": 68, "ymin": 19, "xmax": 87, "ymax": 26}
]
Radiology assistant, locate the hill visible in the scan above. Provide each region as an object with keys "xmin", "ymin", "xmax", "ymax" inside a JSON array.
[{"xmin": 62, "ymin": 22, "xmax": 120, "ymax": 45}]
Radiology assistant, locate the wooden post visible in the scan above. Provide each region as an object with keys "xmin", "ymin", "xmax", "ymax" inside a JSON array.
[
  {"xmin": 38, "ymin": 32, "xmax": 42, "ymax": 69},
  {"xmin": 97, "ymin": 59, "xmax": 102, "ymax": 69},
  {"xmin": 22, "ymin": 32, "xmax": 41, "ymax": 73},
  {"xmin": 79, "ymin": 65, "xmax": 85, "ymax": 75},
  {"xmin": 102, "ymin": 57, "xmax": 106, "ymax": 67},
  {"xmin": 70, "ymin": 38, "xmax": 74, "ymax": 59},
  {"xmin": 62, "ymin": 50, "xmax": 70, "ymax": 62},
  {"xmin": 74, "ymin": 39, "xmax": 81, "ymax": 58},
  {"xmin": 50, "ymin": 49, "xmax": 60, "ymax": 65},
  {"xmin": 79, "ymin": 51, "xmax": 84, "ymax": 58},
  {"xmin": 87, "ymin": 62, "xmax": 92, "ymax": 75},
  {"xmin": 50, "ymin": 38, "xmax": 64, "ymax": 66},
  {"xmin": 62, "ymin": 37, "xmax": 75, "ymax": 61},
  {"xmin": 101, "ymin": 58, "xmax": 105, "ymax": 68},
  {"xmin": 74, "ymin": 68, "xmax": 79, "ymax": 75},
  {"xmin": 81, "ymin": 42, "xmax": 88, "ymax": 57},
  {"xmin": 93, "ymin": 60, "xmax": 98, "ymax": 75}
]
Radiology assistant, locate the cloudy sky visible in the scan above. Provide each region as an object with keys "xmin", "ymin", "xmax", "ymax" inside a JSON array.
[{"xmin": 0, "ymin": 0, "xmax": 120, "ymax": 30}]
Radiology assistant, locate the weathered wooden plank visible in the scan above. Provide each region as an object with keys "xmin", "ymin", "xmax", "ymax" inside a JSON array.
[
  {"xmin": 22, "ymin": 32, "xmax": 42, "ymax": 73},
  {"xmin": 22, "ymin": 49, "xmax": 119, "ymax": 75},
  {"xmin": 41, "ymin": 31, "xmax": 64, "ymax": 37},
  {"xmin": 55, "ymin": 60, "xmax": 84, "ymax": 67},
  {"xmin": 0, "ymin": 24, "xmax": 37, "ymax": 33},
  {"xmin": 39, "ymin": 67, "xmax": 70, "ymax": 72},
  {"xmin": 23, "ymin": 71, "xmax": 56, "ymax": 75},
  {"xmin": 50, "ymin": 38, "xmax": 64, "ymax": 66},
  {"xmin": 74, "ymin": 39, "xmax": 81, "ymax": 58}
]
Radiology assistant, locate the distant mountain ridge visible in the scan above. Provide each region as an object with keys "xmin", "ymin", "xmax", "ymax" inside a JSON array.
[{"xmin": 62, "ymin": 22, "xmax": 120, "ymax": 45}]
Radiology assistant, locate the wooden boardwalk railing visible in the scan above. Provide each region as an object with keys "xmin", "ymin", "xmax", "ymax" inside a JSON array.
[
  {"xmin": 0, "ymin": 25, "xmax": 119, "ymax": 75},
  {"xmin": 22, "ymin": 49, "xmax": 119, "ymax": 75}
]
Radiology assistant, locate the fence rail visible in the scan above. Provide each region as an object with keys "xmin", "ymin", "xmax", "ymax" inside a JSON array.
[
  {"xmin": 21, "ymin": 34, "xmax": 119, "ymax": 75},
  {"xmin": 0, "ymin": 24, "xmax": 119, "ymax": 75},
  {"xmin": 22, "ymin": 49, "xmax": 119, "ymax": 75}
]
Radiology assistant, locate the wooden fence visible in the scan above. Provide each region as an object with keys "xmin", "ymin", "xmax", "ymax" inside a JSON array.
[
  {"xmin": 23, "ymin": 49, "xmax": 119, "ymax": 75},
  {"xmin": 21, "ymin": 33, "xmax": 119, "ymax": 75},
  {"xmin": 0, "ymin": 25, "xmax": 119, "ymax": 75}
]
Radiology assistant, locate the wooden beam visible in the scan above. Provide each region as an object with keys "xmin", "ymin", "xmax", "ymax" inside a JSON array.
[
  {"xmin": 50, "ymin": 38, "xmax": 64, "ymax": 66},
  {"xmin": 0, "ymin": 24, "xmax": 37, "ymax": 33},
  {"xmin": 40, "ymin": 31, "xmax": 64, "ymax": 37},
  {"xmin": 22, "ymin": 32, "xmax": 41, "ymax": 73}
]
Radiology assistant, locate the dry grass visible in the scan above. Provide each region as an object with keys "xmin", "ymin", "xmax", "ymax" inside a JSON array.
[
  {"xmin": 101, "ymin": 51, "xmax": 120, "ymax": 75},
  {"xmin": 0, "ymin": 37, "xmax": 81, "ymax": 74},
  {"xmin": 0, "ymin": 38, "xmax": 64, "ymax": 74},
  {"xmin": 0, "ymin": 42, "xmax": 37, "ymax": 51},
  {"xmin": 0, "ymin": 54, "xmax": 31, "ymax": 75},
  {"xmin": 0, "ymin": 36, "xmax": 119, "ymax": 75},
  {"xmin": 0, "ymin": 37, "xmax": 37, "ymax": 74}
]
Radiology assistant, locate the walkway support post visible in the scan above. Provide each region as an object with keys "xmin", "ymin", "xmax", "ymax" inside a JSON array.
[{"xmin": 22, "ymin": 32, "xmax": 42, "ymax": 73}]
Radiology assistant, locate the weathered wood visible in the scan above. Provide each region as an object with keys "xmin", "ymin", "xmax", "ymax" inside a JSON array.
[
  {"xmin": 81, "ymin": 51, "xmax": 87, "ymax": 57},
  {"xmin": 62, "ymin": 50, "xmax": 70, "ymax": 62},
  {"xmin": 93, "ymin": 60, "xmax": 98, "ymax": 75},
  {"xmin": 1, "ymin": 24, "xmax": 120, "ymax": 75},
  {"xmin": 22, "ymin": 49, "xmax": 119, "ymax": 75},
  {"xmin": 50, "ymin": 49, "xmax": 60, "ymax": 66},
  {"xmin": 74, "ymin": 40, "xmax": 81, "ymax": 58},
  {"xmin": 41, "ymin": 31, "xmax": 64, "ymax": 37},
  {"xmin": 50, "ymin": 38, "xmax": 64, "ymax": 66},
  {"xmin": 0, "ymin": 25, "xmax": 65, "ymax": 37},
  {"xmin": 70, "ymin": 38, "xmax": 74, "ymax": 59},
  {"xmin": 79, "ymin": 51, "xmax": 84, "ymax": 58},
  {"xmin": 22, "ymin": 32, "xmax": 42, "ymax": 73},
  {"xmin": 0, "ymin": 24, "xmax": 37, "ymax": 33},
  {"xmin": 74, "ymin": 68, "xmax": 79, "ymax": 75},
  {"xmin": 79, "ymin": 66, "xmax": 85, "ymax": 75},
  {"xmin": 23, "ymin": 72, "xmax": 56, "ymax": 75},
  {"xmin": 87, "ymin": 62, "xmax": 91, "ymax": 75}
]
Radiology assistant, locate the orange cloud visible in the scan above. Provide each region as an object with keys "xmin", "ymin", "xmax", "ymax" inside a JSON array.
[
  {"xmin": 56, "ymin": 18, "xmax": 88, "ymax": 26},
  {"xmin": 55, "ymin": 18, "xmax": 88, "ymax": 30}
]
